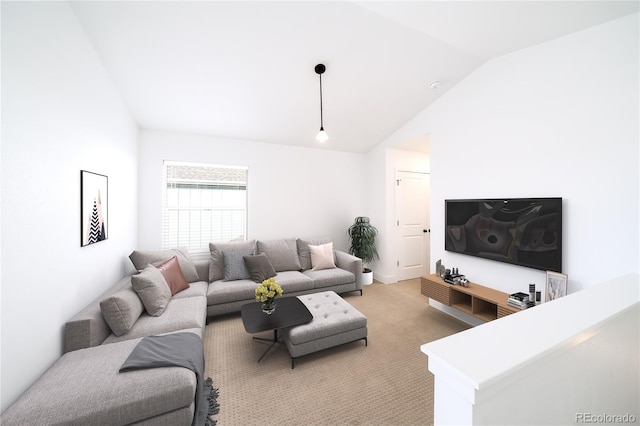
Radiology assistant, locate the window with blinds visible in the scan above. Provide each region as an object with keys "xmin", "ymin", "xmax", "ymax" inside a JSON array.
[{"xmin": 162, "ymin": 161, "xmax": 248, "ymax": 253}]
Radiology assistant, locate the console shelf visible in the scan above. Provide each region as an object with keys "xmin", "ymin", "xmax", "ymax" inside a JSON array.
[{"xmin": 420, "ymin": 274, "xmax": 519, "ymax": 322}]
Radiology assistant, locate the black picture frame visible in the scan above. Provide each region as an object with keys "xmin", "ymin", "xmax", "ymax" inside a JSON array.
[{"xmin": 81, "ymin": 170, "xmax": 108, "ymax": 247}]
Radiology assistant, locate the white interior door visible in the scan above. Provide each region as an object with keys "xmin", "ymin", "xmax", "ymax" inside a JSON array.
[{"xmin": 396, "ymin": 171, "xmax": 430, "ymax": 281}]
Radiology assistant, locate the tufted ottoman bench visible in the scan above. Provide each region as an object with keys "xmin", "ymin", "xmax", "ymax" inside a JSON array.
[{"xmin": 281, "ymin": 291, "xmax": 367, "ymax": 368}]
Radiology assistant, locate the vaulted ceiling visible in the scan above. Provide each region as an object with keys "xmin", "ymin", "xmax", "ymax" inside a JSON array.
[{"xmin": 70, "ymin": 1, "xmax": 639, "ymax": 153}]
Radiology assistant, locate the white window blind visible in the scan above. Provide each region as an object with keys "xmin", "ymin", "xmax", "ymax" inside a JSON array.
[{"xmin": 162, "ymin": 161, "xmax": 248, "ymax": 253}]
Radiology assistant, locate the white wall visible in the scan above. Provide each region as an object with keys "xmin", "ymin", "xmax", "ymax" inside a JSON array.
[
  {"xmin": 384, "ymin": 14, "xmax": 639, "ymax": 298},
  {"xmin": 138, "ymin": 129, "xmax": 367, "ymax": 253},
  {"xmin": 367, "ymin": 146, "xmax": 430, "ymax": 283},
  {"xmin": 1, "ymin": 2, "xmax": 138, "ymax": 411}
]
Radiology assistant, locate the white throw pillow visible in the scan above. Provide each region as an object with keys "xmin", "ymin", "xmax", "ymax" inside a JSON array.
[{"xmin": 309, "ymin": 242, "xmax": 336, "ymax": 271}]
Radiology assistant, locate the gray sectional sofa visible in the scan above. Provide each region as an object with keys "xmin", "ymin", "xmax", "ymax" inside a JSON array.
[
  {"xmin": 206, "ymin": 238, "xmax": 363, "ymax": 316},
  {"xmin": 1, "ymin": 237, "xmax": 362, "ymax": 425}
]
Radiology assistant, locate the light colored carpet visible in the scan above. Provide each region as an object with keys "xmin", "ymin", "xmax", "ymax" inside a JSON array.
[{"xmin": 203, "ymin": 278, "xmax": 470, "ymax": 426}]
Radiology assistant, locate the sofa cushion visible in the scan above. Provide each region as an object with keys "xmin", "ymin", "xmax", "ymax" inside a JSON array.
[
  {"xmin": 272, "ymin": 270, "xmax": 315, "ymax": 293},
  {"xmin": 243, "ymin": 253, "xmax": 277, "ymax": 283},
  {"xmin": 99, "ymin": 288, "xmax": 144, "ymax": 337},
  {"xmin": 207, "ymin": 271, "xmax": 314, "ymax": 306},
  {"xmin": 208, "ymin": 240, "xmax": 256, "ymax": 282},
  {"xmin": 0, "ymin": 337, "xmax": 197, "ymax": 426},
  {"xmin": 297, "ymin": 237, "xmax": 332, "ymax": 271},
  {"xmin": 223, "ymin": 248, "xmax": 254, "ymax": 281},
  {"xmin": 207, "ymin": 279, "xmax": 258, "ymax": 305},
  {"xmin": 129, "ymin": 247, "xmax": 199, "ymax": 283},
  {"xmin": 156, "ymin": 256, "xmax": 190, "ymax": 295},
  {"xmin": 257, "ymin": 238, "xmax": 301, "ymax": 272},
  {"xmin": 309, "ymin": 242, "xmax": 337, "ymax": 271},
  {"xmin": 103, "ymin": 297, "xmax": 206, "ymax": 345},
  {"xmin": 131, "ymin": 265, "xmax": 171, "ymax": 316},
  {"xmin": 302, "ymin": 267, "xmax": 356, "ymax": 289},
  {"xmin": 171, "ymin": 280, "xmax": 208, "ymax": 300}
]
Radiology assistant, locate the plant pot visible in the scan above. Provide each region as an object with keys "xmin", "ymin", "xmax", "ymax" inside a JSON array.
[{"xmin": 361, "ymin": 268, "xmax": 373, "ymax": 286}]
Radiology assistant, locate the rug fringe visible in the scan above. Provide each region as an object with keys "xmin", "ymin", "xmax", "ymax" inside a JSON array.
[{"xmin": 205, "ymin": 377, "xmax": 220, "ymax": 426}]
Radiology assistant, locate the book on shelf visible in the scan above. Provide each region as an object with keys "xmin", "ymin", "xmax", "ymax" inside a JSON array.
[
  {"xmin": 507, "ymin": 300, "xmax": 535, "ymax": 310},
  {"xmin": 507, "ymin": 297, "xmax": 529, "ymax": 306},
  {"xmin": 509, "ymin": 292, "xmax": 530, "ymax": 301},
  {"xmin": 508, "ymin": 294, "xmax": 528, "ymax": 302}
]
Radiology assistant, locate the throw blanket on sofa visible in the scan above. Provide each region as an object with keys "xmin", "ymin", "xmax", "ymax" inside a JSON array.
[{"xmin": 119, "ymin": 332, "xmax": 219, "ymax": 426}]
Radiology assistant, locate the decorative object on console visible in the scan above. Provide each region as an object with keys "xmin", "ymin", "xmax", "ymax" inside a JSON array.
[
  {"xmin": 80, "ymin": 170, "xmax": 108, "ymax": 247},
  {"xmin": 529, "ymin": 283, "xmax": 536, "ymax": 305},
  {"xmin": 255, "ymin": 277, "xmax": 283, "ymax": 315},
  {"xmin": 347, "ymin": 216, "xmax": 379, "ymax": 285},
  {"xmin": 438, "ymin": 262, "xmax": 447, "ymax": 278},
  {"xmin": 314, "ymin": 63, "xmax": 329, "ymax": 142},
  {"xmin": 442, "ymin": 267, "xmax": 468, "ymax": 287},
  {"xmin": 445, "ymin": 198, "xmax": 562, "ymax": 272},
  {"xmin": 546, "ymin": 270, "xmax": 568, "ymax": 301}
]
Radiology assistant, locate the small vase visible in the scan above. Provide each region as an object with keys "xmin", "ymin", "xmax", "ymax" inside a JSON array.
[{"xmin": 262, "ymin": 300, "xmax": 276, "ymax": 315}]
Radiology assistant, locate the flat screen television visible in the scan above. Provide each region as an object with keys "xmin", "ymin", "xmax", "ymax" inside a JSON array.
[{"xmin": 445, "ymin": 198, "xmax": 562, "ymax": 272}]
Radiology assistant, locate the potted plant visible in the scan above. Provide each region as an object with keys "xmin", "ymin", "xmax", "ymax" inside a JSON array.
[{"xmin": 347, "ymin": 216, "xmax": 379, "ymax": 285}]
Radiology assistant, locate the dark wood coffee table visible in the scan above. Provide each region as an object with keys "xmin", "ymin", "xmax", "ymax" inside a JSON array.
[{"xmin": 241, "ymin": 296, "xmax": 312, "ymax": 362}]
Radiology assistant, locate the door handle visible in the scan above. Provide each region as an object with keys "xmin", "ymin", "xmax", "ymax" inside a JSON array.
[{"xmin": 423, "ymin": 229, "xmax": 430, "ymax": 233}]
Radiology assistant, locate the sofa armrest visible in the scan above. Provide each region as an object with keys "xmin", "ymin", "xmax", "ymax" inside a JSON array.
[
  {"xmin": 65, "ymin": 310, "xmax": 112, "ymax": 353},
  {"xmin": 334, "ymin": 250, "xmax": 363, "ymax": 288},
  {"xmin": 64, "ymin": 276, "xmax": 130, "ymax": 352}
]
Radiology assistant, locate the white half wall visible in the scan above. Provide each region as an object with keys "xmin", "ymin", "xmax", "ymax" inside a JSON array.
[
  {"xmin": 422, "ymin": 274, "xmax": 639, "ymax": 425},
  {"xmin": 383, "ymin": 13, "xmax": 639, "ymax": 297},
  {"xmin": 1, "ymin": 2, "xmax": 138, "ymax": 411},
  {"xmin": 138, "ymin": 129, "xmax": 367, "ymax": 254}
]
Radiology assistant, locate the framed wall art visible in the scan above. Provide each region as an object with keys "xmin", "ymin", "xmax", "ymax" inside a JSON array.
[
  {"xmin": 81, "ymin": 170, "xmax": 108, "ymax": 247},
  {"xmin": 545, "ymin": 270, "xmax": 568, "ymax": 301}
]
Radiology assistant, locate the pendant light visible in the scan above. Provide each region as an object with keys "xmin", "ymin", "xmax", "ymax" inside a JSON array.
[{"xmin": 315, "ymin": 63, "xmax": 329, "ymax": 142}]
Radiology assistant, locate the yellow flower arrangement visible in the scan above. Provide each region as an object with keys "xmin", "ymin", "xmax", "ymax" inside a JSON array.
[{"xmin": 255, "ymin": 277, "xmax": 283, "ymax": 303}]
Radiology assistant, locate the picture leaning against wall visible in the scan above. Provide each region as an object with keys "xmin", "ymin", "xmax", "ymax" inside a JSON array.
[
  {"xmin": 545, "ymin": 270, "xmax": 568, "ymax": 302},
  {"xmin": 81, "ymin": 170, "xmax": 108, "ymax": 247}
]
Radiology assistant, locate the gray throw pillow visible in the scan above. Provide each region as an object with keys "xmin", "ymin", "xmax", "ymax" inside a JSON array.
[
  {"xmin": 209, "ymin": 240, "xmax": 256, "ymax": 282},
  {"xmin": 131, "ymin": 265, "xmax": 171, "ymax": 316},
  {"xmin": 243, "ymin": 253, "xmax": 277, "ymax": 283},
  {"xmin": 129, "ymin": 247, "xmax": 199, "ymax": 283},
  {"xmin": 257, "ymin": 238, "xmax": 302, "ymax": 272},
  {"xmin": 100, "ymin": 287, "xmax": 144, "ymax": 336},
  {"xmin": 222, "ymin": 248, "xmax": 255, "ymax": 281},
  {"xmin": 297, "ymin": 237, "xmax": 332, "ymax": 271}
]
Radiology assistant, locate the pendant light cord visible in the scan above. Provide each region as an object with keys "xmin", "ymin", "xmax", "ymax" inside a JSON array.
[{"xmin": 319, "ymin": 73, "xmax": 324, "ymax": 129}]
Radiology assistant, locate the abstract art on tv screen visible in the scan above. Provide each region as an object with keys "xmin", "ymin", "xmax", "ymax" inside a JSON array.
[
  {"xmin": 445, "ymin": 198, "xmax": 562, "ymax": 272},
  {"xmin": 81, "ymin": 170, "xmax": 108, "ymax": 247}
]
